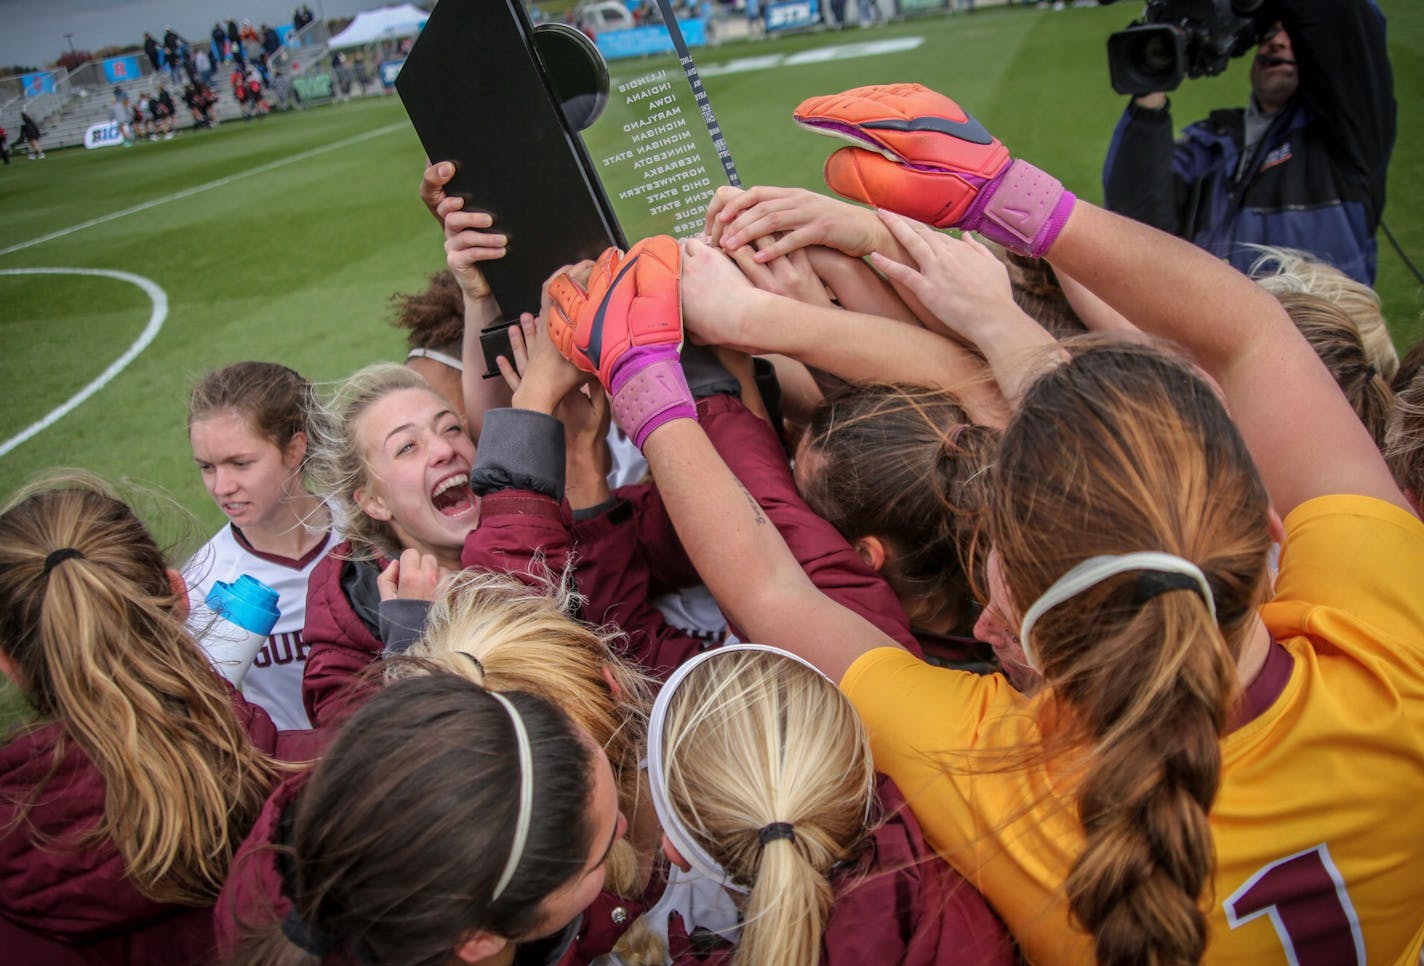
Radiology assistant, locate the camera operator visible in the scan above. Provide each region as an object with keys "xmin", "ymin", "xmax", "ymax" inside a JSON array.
[{"xmin": 1102, "ymin": 0, "xmax": 1394, "ymax": 285}]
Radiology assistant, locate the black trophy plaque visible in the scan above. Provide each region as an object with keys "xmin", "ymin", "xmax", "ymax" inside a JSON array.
[{"xmin": 396, "ymin": 0, "xmax": 625, "ymax": 320}]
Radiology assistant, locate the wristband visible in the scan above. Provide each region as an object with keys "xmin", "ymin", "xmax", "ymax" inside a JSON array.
[
  {"xmin": 960, "ymin": 159, "xmax": 1076, "ymax": 259},
  {"xmin": 609, "ymin": 351, "xmax": 696, "ymax": 448}
]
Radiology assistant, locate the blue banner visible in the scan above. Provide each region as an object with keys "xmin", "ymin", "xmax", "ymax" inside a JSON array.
[
  {"xmin": 103, "ymin": 55, "xmax": 144, "ymax": 83},
  {"xmin": 21, "ymin": 71, "xmax": 56, "ymax": 97},
  {"xmin": 595, "ymin": 18, "xmax": 707, "ymax": 61},
  {"xmin": 764, "ymin": 0, "xmax": 820, "ymax": 30},
  {"xmin": 380, "ymin": 59, "xmax": 405, "ymax": 86}
]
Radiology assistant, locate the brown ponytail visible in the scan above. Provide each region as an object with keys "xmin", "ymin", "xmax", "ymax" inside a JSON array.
[{"xmin": 989, "ymin": 339, "xmax": 1273, "ymax": 964}]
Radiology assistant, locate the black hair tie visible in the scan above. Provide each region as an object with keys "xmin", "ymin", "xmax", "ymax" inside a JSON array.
[
  {"xmin": 460, "ymin": 652, "xmax": 485, "ymax": 678},
  {"xmin": 1132, "ymin": 570, "xmax": 1204, "ymax": 606},
  {"xmin": 758, "ymin": 822, "xmax": 796, "ymax": 848},
  {"xmin": 43, "ymin": 548, "xmax": 84, "ymax": 576},
  {"xmin": 282, "ymin": 907, "xmax": 338, "ymax": 958}
]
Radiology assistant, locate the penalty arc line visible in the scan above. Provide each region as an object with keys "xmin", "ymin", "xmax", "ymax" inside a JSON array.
[
  {"xmin": 0, "ymin": 121, "xmax": 408, "ymax": 258},
  {"xmin": 0, "ymin": 268, "xmax": 168, "ymax": 458}
]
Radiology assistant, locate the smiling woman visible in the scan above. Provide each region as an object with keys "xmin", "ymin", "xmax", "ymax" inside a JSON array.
[{"xmin": 307, "ymin": 363, "xmax": 479, "ymax": 569}]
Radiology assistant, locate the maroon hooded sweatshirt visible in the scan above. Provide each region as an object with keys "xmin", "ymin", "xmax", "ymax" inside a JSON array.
[
  {"xmin": 662, "ymin": 776, "xmax": 1014, "ymax": 965},
  {"xmin": 0, "ymin": 685, "xmax": 316, "ymax": 964}
]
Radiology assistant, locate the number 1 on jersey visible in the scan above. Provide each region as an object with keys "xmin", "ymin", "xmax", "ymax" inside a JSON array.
[{"xmin": 1224, "ymin": 843, "xmax": 1365, "ymax": 966}]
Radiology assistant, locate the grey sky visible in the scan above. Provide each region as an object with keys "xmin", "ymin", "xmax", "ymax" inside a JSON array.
[{"xmin": 0, "ymin": 0, "xmax": 389, "ymax": 69}]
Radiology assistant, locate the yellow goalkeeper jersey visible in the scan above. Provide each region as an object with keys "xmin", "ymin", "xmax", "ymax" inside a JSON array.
[{"xmin": 841, "ymin": 495, "xmax": 1424, "ymax": 964}]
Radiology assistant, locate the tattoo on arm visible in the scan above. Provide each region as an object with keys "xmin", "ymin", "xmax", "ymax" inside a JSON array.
[{"xmin": 734, "ymin": 479, "xmax": 768, "ymax": 527}]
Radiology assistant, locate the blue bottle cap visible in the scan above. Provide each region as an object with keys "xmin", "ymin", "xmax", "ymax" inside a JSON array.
[{"xmin": 205, "ymin": 575, "xmax": 281, "ymax": 636}]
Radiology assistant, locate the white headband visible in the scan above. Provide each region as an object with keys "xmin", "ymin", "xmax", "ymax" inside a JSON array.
[
  {"xmin": 645, "ymin": 644, "xmax": 828, "ymax": 894},
  {"xmin": 1017, "ymin": 552, "xmax": 1217, "ymax": 672},
  {"xmin": 406, "ymin": 347, "xmax": 464, "ymax": 371},
  {"xmin": 489, "ymin": 691, "xmax": 534, "ymax": 901}
]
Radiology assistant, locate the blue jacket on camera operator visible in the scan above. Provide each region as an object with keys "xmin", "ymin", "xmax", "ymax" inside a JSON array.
[{"xmin": 1102, "ymin": 0, "xmax": 1394, "ymax": 285}]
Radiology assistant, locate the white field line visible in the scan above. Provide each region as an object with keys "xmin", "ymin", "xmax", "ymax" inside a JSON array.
[
  {"xmin": 0, "ymin": 121, "xmax": 407, "ymax": 258},
  {"xmin": 0, "ymin": 268, "xmax": 168, "ymax": 458}
]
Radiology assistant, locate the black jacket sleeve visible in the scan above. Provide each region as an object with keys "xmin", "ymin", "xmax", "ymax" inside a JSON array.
[
  {"xmin": 1280, "ymin": 0, "xmax": 1394, "ymax": 187},
  {"xmin": 1103, "ymin": 98, "xmax": 1186, "ymax": 235}
]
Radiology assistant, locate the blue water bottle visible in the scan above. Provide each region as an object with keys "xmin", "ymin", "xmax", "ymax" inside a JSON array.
[{"xmin": 203, "ymin": 575, "xmax": 280, "ymax": 687}]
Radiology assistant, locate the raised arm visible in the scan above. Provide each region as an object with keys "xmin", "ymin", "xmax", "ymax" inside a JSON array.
[
  {"xmin": 543, "ymin": 237, "xmax": 904, "ymax": 682},
  {"xmin": 799, "ymin": 82, "xmax": 1408, "ymax": 517},
  {"xmin": 681, "ymin": 239, "xmax": 1008, "ymax": 427}
]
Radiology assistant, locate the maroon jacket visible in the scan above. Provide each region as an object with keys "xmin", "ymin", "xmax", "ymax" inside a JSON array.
[
  {"xmin": 0, "ymin": 687, "xmax": 315, "ymax": 964},
  {"xmin": 697, "ymin": 394, "xmax": 924, "ymax": 658},
  {"xmin": 300, "ymin": 542, "xmax": 388, "ymax": 728},
  {"xmin": 466, "ymin": 488, "xmax": 710, "ymax": 680},
  {"xmin": 665, "ymin": 777, "xmax": 1013, "ymax": 966}
]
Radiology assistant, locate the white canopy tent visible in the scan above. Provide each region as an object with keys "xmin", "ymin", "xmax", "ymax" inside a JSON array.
[{"xmin": 328, "ymin": 4, "xmax": 430, "ymax": 49}]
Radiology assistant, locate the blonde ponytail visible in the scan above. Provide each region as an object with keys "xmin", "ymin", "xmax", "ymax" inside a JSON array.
[{"xmin": 0, "ymin": 472, "xmax": 278, "ymax": 903}]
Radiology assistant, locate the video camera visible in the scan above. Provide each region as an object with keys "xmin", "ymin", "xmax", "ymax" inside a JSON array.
[{"xmin": 1104, "ymin": 0, "xmax": 1278, "ymax": 96}]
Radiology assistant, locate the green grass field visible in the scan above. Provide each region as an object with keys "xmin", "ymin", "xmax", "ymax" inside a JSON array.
[{"xmin": 0, "ymin": 0, "xmax": 1420, "ymax": 542}]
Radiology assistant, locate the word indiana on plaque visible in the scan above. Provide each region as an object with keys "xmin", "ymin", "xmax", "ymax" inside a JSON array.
[{"xmin": 397, "ymin": 0, "xmax": 738, "ymax": 319}]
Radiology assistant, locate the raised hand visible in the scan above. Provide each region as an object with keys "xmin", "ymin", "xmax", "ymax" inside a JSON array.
[
  {"xmin": 378, "ymin": 548, "xmax": 449, "ymax": 602},
  {"xmin": 545, "ymin": 237, "xmax": 694, "ymax": 448},
  {"xmin": 706, "ymin": 184, "xmax": 887, "ymax": 262},
  {"xmin": 794, "ymin": 83, "xmax": 1074, "ymax": 258}
]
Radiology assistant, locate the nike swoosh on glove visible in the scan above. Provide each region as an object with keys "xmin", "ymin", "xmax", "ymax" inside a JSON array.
[{"xmin": 794, "ymin": 83, "xmax": 1075, "ymax": 258}]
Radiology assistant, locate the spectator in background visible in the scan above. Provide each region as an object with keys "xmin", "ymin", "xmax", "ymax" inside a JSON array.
[
  {"xmin": 110, "ymin": 89, "xmax": 135, "ymax": 146},
  {"xmin": 331, "ymin": 49, "xmax": 354, "ymax": 102},
  {"xmin": 12, "ymin": 112, "xmax": 44, "ymax": 160},
  {"xmin": 227, "ymin": 19, "xmax": 243, "ymax": 66},
  {"xmin": 245, "ymin": 64, "xmax": 269, "ymax": 117},
  {"xmin": 194, "ymin": 46, "xmax": 213, "ymax": 86},
  {"xmin": 143, "ymin": 32, "xmax": 162, "ymax": 73},
  {"xmin": 0, "ymin": 124, "xmax": 10, "ymax": 165},
  {"xmin": 1103, "ymin": 0, "xmax": 1395, "ymax": 285},
  {"xmin": 212, "ymin": 22, "xmax": 228, "ymax": 63},
  {"xmin": 131, "ymin": 96, "xmax": 150, "ymax": 140},
  {"xmin": 146, "ymin": 87, "xmax": 174, "ymax": 140},
  {"xmin": 162, "ymin": 26, "xmax": 183, "ymax": 84},
  {"xmin": 270, "ymin": 68, "xmax": 299, "ymax": 112},
  {"xmin": 262, "ymin": 24, "xmax": 281, "ymax": 58},
  {"xmin": 353, "ymin": 53, "xmax": 371, "ymax": 95}
]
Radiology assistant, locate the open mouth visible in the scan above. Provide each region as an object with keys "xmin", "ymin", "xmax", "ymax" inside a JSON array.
[{"xmin": 431, "ymin": 473, "xmax": 476, "ymax": 518}]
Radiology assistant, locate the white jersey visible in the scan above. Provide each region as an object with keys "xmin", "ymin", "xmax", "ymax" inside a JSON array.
[{"xmin": 184, "ymin": 525, "xmax": 332, "ymax": 731}]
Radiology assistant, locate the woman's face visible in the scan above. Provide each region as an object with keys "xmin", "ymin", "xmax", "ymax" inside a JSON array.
[
  {"xmin": 353, "ymin": 388, "xmax": 479, "ymax": 560},
  {"xmin": 974, "ymin": 549, "xmax": 1041, "ymax": 691},
  {"xmin": 522, "ymin": 730, "xmax": 628, "ymax": 939},
  {"xmin": 190, "ymin": 410, "xmax": 304, "ymax": 534}
]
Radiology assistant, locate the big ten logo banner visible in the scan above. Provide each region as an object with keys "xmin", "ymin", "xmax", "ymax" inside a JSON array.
[
  {"xmin": 85, "ymin": 121, "xmax": 125, "ymax": 149},
  {"xmin": 765, "ymin": 0, "xmax": 820, "ymax": 31}
]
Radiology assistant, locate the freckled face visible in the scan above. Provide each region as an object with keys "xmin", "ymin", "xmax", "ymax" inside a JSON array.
[
  {"xmin": 190, "ymin": 410, "xmax": 304, "ymax": 532},
  {"xmin": 353, "ymin": 388, "xmax": 479, "ymax": 559}
]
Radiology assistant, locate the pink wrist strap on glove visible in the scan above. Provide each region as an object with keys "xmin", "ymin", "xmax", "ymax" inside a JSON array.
[
  {"xmin": 795, "ymin": 84, "xmax": 1076, "ymax": 258},
  {"xmin": 958, "ymin": 159, "xmax": 1076, "ymax": 259},
  {"xmin": 546, "ymin": 236, "xmax": 696, "ymax": 448},
  {"xmin": 608, "ymin": 348, "xmax": 695, "ymax": 448}
]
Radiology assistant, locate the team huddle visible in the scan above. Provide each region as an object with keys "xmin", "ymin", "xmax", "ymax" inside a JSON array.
[{"xmin": 2, "ymin": 77, "xmax": 1421, "ymax": 966}]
